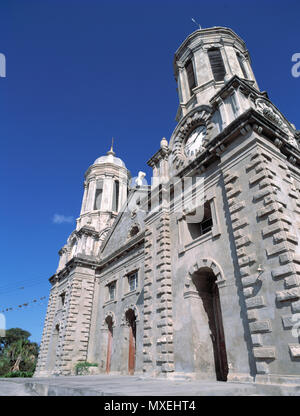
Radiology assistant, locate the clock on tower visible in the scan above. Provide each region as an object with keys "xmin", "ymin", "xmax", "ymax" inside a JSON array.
[{"xmin": 184, "ymin": 125, "xmax": 207, "ymax": 158}]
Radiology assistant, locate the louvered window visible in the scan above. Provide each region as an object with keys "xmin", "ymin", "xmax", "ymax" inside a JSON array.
[
  {"xmin": 185, "ymin": 59, "xmax": 196, "ymax": 95},
  {"xmin": 236, "ymin": 52, "xmax": 248, "ymax": 79},
  {"xmin": 208, "ymin": 48, "xmax": 226, "ymax": 82}
]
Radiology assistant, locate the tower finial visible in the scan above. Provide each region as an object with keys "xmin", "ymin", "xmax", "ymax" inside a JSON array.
[{"xmin": 107, "ymin": 137, "xmax": 115, "ymax": 156}]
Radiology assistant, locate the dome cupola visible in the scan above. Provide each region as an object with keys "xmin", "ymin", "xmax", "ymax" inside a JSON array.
[{"xmin": 76, "ymin": 140, "xmax": 129, "ymax": 232}]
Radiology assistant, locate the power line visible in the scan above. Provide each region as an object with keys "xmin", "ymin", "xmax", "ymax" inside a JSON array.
[
  {"xmin": 0, "ymin": 296, "xmax": 48, "ymax": 314},
  {"xmin": 0, "ymin": 276, "xmax": 49, "ymax": 295},
  {"xmin": 0, "ymin": 276, "xmax": 47, "ymax": 290}
]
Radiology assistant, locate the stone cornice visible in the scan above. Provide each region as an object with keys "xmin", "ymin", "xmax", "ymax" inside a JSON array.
[
  {"xmin": 213, "ymin": 78, "xmax": 297, "ymax": 147},
  {"xmin": 76, "ymin": 225, "xmax": 99, "ymax": 239},
  {"xmin": 174, "ymin": 27, "xmax": 247, "ymax": 76},
  {"xmin": 84, "ymin": 163, "xmax": 130, "ymax": 180},
  {"xmin": 147, "ymin": 147, "xmax": 170, "ymax": 167},
  {"xmin": 50, "ymin": 255, "xmax": 100, "ymax": 283},
  {"xmin": 175, "ymin": 107, "xmax": 300, "ymax": 178},
  {"xmin": 210, "ymin": 75, "xmax": 261, "ymax": 105}
]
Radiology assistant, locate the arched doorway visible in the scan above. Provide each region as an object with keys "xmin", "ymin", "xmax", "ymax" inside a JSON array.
[
  {"xmin": 105, "ymin": 316, "xmax": 113, "ymax": 374},
  {"xmin": 191, "ymin": 268, "xmax": 228, "ymax": 381},
  {"xmin": 125, "ymin": 309, "xmax": 136, "ymax": 375}
]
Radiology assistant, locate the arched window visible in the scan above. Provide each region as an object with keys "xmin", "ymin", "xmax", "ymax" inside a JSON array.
[
  {"xmin": 60, "ymin": 292, "xmax": 66, "ymax": 307},
  {"xmin": 185, "ymin": 59, "xmax": 196, "ymax": 96},
  {"xmin": 112, "ymin": 180, "xmax": 120, "ymax": 212},
  {"xmin": 94, "ymin": 179, "xmax": 103, "ymax": 210},
  {"xmin": 125, "ymin": 309, "xmax": 137, "ymax": 375}
]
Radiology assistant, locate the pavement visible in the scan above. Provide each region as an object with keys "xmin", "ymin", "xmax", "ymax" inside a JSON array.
[
  {"xmin": 0, "ymin": 379, "xmax": 39, "ymax": 396},
  {"xmin": 1, "ymin": 374, "xmax": 300, "ymax": 396}
]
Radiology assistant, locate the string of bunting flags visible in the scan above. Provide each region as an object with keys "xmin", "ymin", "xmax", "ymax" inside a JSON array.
[{"xmin": 0, "ymin": 296, "xmax": 48, "ymax": 313}]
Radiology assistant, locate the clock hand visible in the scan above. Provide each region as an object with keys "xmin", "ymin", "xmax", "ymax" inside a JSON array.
[
  {"xmin": 194, "ymin": 127, "xmax": 205, "ymax": 145},
  {"xmin": 185, "ymin": 127, "xmax": 205, "ymax": 152},
  {"xmin": 185, "ymin": 141, "xmax": 194, "ymax": 150},
  {"xmin": 187, "ymin": 133, "xmax": 199, "ymax": 148},
  {"xmin": 190, "ymin": 131, "xmax": 201, "ymax": 147}
]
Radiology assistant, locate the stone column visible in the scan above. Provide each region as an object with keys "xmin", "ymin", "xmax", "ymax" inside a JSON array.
[
  {"xmin": 80, "ymin": 183, "xmax": 88, "ymax": 215},
  {"xmin": 119, "ymin": 178, "xmax": 128, "ymax": 212},
  {"xmin": 216, "ymin": 97, "xmax": 228, "ymax": 130},
  {"xmin": 86, "ymin": 179, "xmax": 97, "ymax": 212},
  {"xmin": 178, "ymin": 64, "xmax": 189, "ymax": 103},
  {"xmin": 101, "ymin": 176, "xmax": 114, "ymax": 212},
  {"xmin": 221, "ymin": 46, "xmax": 233, "ymax": 81}
]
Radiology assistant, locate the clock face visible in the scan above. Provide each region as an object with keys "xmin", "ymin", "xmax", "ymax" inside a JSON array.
[{"xmin": 184, "ymin": 125, "xmax": 206, "ymax": 158}]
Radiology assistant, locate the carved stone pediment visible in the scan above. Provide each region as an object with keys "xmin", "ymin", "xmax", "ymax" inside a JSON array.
[
  {"xmin": 171, "ymin": 107, "xmax": 213, "ymax": 171},
  {"xmin": 255, "ymin": 98, "xmax": 298, "ymax": 149}
]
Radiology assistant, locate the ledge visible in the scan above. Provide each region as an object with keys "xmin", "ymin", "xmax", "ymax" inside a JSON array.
[
  {"xmin": 103, "ymin": 299, "xmax": 117, "ymax": 307},
  {"xmin": 121, "ymin": 289, "xmax": 140, "ymax": 300},
  {"xmin": 182, "ymin": 230, "xmax": 213, "ymax": 253}
]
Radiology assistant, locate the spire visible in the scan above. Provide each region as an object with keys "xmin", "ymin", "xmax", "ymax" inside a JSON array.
[{"xmin": 107, "ymin": 137, "xmax": 115, "ymax": 156}]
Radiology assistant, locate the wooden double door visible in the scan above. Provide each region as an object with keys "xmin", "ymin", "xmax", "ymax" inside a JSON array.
[
  {"xmin": 126, "ymin": 309, "xmax": 136, "ymax": 375},
  {"xmin": 105, "ymin": 310, "xmax": 137, "ymax": 375}
]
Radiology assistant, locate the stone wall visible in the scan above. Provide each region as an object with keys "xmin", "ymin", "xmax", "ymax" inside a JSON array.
[{"xmin": 87, "ymin": 244, "xmax": 144, "ymax": 375}]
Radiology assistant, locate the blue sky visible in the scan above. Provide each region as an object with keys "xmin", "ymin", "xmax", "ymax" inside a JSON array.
[{"xmin": 0, "ymin": 0, "xmax": 299, "ymax": 344}]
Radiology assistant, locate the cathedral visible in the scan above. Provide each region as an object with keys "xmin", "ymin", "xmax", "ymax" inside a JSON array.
[{"xmin": 35, "ymin": 26, "xmax": 300, "ymax": 385}]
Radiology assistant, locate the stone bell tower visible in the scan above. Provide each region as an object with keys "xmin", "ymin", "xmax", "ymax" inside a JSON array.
[
  {"xmin": 145, "ymin": 25, "xmax": 300, "ymax": 384},
  {"xmin": 75, "ymin": 142, "xmax": 129, "ymax": 255},
  {"xmin": 174, "ymin": 26, "xmax": 259, "ymax": 121},
  {"xmin": 35, "ymin": 143, "xmax": 129, "ymax": 376}
]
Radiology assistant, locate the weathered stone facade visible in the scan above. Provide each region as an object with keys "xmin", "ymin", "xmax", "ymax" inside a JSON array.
[{"xmin": 35, "ymin": 27, "xmax": 300, "ymax": 385}]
